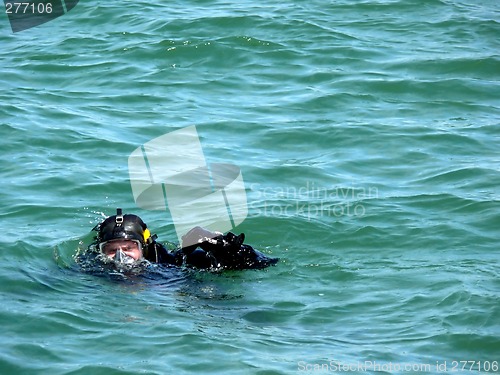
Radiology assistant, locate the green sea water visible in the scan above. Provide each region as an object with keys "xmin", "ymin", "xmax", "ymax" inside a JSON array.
[{"xmin": 1, "ymin": 1, "xmax": 499, "ymax": 374}]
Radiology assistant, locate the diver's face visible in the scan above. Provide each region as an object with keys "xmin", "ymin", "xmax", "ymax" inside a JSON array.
[{"xmin": 100, "ymin": 239, "xmax": 143, "ymax": 261}]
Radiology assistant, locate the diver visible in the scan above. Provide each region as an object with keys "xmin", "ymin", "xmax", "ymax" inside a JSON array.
[{"xmin": 89, "ymin": 208, "xmax": 278, "ymax": 271}]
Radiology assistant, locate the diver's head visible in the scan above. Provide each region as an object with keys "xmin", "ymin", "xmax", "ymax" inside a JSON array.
[{"xmin": 96, "ymin": 208, "xmax": 151, "ymax": 263}]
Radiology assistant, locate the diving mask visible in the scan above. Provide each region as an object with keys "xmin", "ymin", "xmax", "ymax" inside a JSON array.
[{"xmin": 99, "ymin": 239, "xmax": 143, "ymax": 263}]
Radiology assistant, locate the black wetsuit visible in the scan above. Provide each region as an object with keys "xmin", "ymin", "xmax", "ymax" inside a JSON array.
[{"xmin": 143, "ymin": 226, "xmax": 278, "ymax": 270}]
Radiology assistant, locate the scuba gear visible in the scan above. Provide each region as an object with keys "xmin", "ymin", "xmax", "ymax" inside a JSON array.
[{"xmin": 113, "ymin": 249, "xmax": 136, "ymax": 265}]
